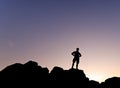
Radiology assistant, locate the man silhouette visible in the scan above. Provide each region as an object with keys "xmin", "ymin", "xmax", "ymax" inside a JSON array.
[{"xmin": 71, "ymin": 48, "xmax": 82, "ymax": 69}]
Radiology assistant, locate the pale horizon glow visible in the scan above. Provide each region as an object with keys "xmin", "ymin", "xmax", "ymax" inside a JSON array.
[
  {"xmin": 0, "ymin": 0, "xmax": 120, "ymax": 82},
  {"xmin": 87, "ymin": 73, "xmax": 105, "ymax": 83}
]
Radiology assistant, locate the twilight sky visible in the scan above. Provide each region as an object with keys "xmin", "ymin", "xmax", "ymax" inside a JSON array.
[{"xmin": 0, "ymin": 0, "xmax": 120, "ymax": 82}]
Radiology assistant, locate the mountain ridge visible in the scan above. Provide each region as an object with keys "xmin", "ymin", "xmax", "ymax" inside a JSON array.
[{"xmin": 0, "ymin": 60, "xmax": 120, "ymax": 88}]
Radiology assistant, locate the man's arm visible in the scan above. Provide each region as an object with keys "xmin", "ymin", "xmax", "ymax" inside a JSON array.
[
  {"xmin": 71, "ymin": 51, "xmax": 75, "ymax": 56},
  {"xmin": 79, "ymin": 52, "xmax": 82, "ymax": 57}
]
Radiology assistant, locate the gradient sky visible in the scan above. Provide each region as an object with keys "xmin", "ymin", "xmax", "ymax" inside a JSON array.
[{"xmin": 0, "ymin": 0, "xmax": 120, "ymax": 82}]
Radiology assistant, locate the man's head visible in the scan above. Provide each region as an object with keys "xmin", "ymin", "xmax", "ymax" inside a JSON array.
[{"xmin": 76, "ymin": 48, "xmax": 79, "ymax": 51}]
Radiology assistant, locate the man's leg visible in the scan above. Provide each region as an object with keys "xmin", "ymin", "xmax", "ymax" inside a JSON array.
[
  {"xmin": 76, "ymin": 59, "xmax": 79, "ymax": 69},
  {"xmin": 72, "ymin": 59, "xmax": 75, "ymax": 69}
]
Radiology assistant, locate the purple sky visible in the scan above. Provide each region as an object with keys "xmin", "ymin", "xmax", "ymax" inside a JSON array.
[{"xmin": 0, "ymin": 0, "xmax": 120, "ymax": 82}]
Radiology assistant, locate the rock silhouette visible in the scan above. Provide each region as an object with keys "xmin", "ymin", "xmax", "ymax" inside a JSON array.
[
  {"xmin": 100, "ymin": 77, "xmax": 120, "ymax": 88},
  {"xmin": 0, "ymin": 60, "xmax": 119, "ymax": 88}
]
